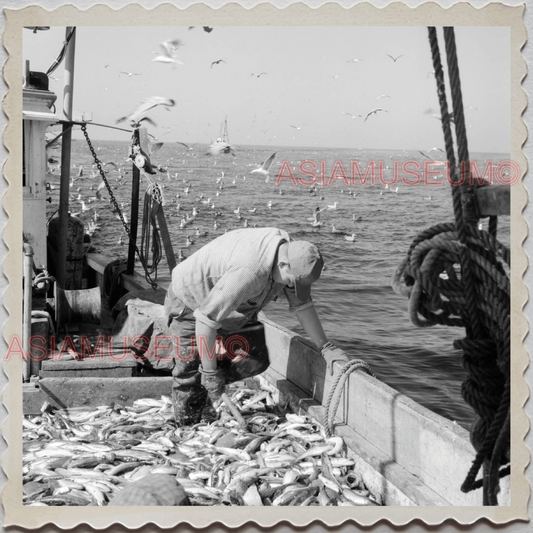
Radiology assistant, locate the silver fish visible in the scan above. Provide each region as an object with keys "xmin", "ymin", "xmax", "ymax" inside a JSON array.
[{"xmin": 23, "ymin": 385, "xmax": 383, "ymax": 507}]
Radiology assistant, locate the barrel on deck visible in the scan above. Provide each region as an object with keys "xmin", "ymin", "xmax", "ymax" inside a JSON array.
[{"xmin": 54, "ymin": 285, "xmax": 101, "ymax": 328}]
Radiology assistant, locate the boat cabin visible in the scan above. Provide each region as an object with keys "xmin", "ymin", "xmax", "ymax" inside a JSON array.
[{"xmin": 22, "ymin": 70, "xmax": 59, "ymax": 269}]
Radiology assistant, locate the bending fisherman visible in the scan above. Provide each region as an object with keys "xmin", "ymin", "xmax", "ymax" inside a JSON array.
[{"xmin": 164, "ymin": 227, "xmax": 349, "ymax": 425}]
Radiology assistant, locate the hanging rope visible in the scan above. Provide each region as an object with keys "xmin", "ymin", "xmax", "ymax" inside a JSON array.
[
  {"xmin": 140, "ymin": 183, "xmax": 164, "ymax": 279},
  {"xmin": 323, "ymin": 360, "xmax": 375, "ymax": 438},
  {"xmin": 392, "ymin": 27, "xmax": 510, "ymax": 505}
]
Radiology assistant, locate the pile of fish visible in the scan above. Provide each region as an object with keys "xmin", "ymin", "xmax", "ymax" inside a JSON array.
[{"xmin": 23, "ymin": 385, "xmax": 382, "ymax": 506}]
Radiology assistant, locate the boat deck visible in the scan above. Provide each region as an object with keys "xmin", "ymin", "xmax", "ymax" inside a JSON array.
[
  {"xmin": 23, "ymin": 252, "xmax": 511, "ymax": 506},
  {"xmin": 24, "ymin": 253, "xmax": 177, "ymax": 413}
]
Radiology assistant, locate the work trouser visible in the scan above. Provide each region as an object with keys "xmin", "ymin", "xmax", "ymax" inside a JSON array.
[{"xmin": 164, "ymin": 288, "xmax": 270, "ymax": 425}]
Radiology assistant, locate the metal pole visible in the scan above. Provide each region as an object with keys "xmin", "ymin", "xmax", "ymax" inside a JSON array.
[
  {"xmin": 63, "ymin": 28, "xmax": 76, "ymax": 121},
  {"xmin": 127, "ymin": 131, "xmax": 140, "ymax": 275},
  {"xmin": 127, "ymin": 128, "xmax": 148, "ymax": 274},
  {"xmin": 23, "ymin": 243, "xmax": 34, "ymax": 382},
  {"xmin": 56, "ymin": 27, "xmax": 76, "ymax": 288}
]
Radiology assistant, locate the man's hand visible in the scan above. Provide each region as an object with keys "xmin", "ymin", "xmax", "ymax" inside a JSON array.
[
  {"xmin": 321, "ymin": 341, "xmax": 350, "ymax": 376},
  {"xmin": 199, "ymin": 368, "xmax": 225, "ymax": 402}
]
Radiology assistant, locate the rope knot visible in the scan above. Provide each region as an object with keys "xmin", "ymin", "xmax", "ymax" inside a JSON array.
[{"xmin": 324, "ymin": 359, "xmax": 375, "ymax": 438}]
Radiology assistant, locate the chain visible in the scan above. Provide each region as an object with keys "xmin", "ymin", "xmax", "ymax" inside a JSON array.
[
  {"xmin": 81, "ymin": 124, "xmax": 158, "ymax": 289},
  {"xmin": 82, "ymin": 124, "xmax": 130, "ymax": 235}
]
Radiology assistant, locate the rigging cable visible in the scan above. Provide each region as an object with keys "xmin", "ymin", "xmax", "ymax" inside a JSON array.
[{"xmin": 46, "ymin": 27, "xmax": 76, "ymax": 77}]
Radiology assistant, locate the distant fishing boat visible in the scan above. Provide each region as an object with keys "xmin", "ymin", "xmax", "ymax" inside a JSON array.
[{"xmin": 206, "ymin": 116, "xmax": 235, "ymax": 156}]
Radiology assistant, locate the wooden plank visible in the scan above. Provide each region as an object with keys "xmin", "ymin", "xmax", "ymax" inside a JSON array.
[
  {"xmin": 23, "ymin": 377, "xmax": 173, "ymax": 415},
  {"xmin": 475, "ymin": 185, "xmax": 510, "ymax": 216},
  {"xmin": 120, "ymin": 272, "xmax": 171, "ymax": 293},
  {"xmin": 259, "ymin": 315, "xmax": 510, "ymax": 506},
  {"xmin": 87, "ymin": 252, "xmax": 172, "ymax": 293},
  {"xmin": 258, "ymin": 368, "xmax": 448, "ymax": 506},
  {"xmin": 39, "ymin": 367, "xmax": 137, "ymax": 378},
  {"xmin": 85, "ymin": 253, "xmax": 107, "ymax": 293},
  {"xmin": 342, "ymin": 369, "xmax": 481, "ymax": 506},
  {"xmin": 41, "ymin": 357, "xmax": 137, "ymax": 370},
  {"xmin": 85, "ymin": 253, "xmax": 108, "ymax": 274},
  {"xmin": 40, "ymin": 356, "xmax": 137, "ymax": 378}
]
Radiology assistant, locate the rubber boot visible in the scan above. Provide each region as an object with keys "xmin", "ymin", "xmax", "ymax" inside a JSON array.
[
  {"xmin": 172, "ymin": 384, "xmax": 208, "ymax": 426},
  {"xmin": 201, "ymin": 395, "xmax": 220, "ymax": 423}
]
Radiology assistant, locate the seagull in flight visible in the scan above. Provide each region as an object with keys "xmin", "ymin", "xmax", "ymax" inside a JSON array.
[
  {"xmin": 251, "ymin": 152, "xmax": 277, "ymax": 183},
  {"xmin": 103, "ymin": 161, "xmax": 119, "ymax": 171},
  {"xmin": 116, "ymin": 96, "xmax": 175, "ymax": 126},
  {"xmin": 188, "ymin": 26, "xmax": 213, "ymax": 33},
  {"xmin": 290, "ymin": 125, "xmax": 303, "ymax": 130},
  {"xmin": 386, "ymin": 54, "xmax": 403, "ymax": 62},
  {"xmin": 376, "ymin": 94, "xmax": 392, "ymax": 100},
  {"xmin": 95, "ymin": 180, "xmax": 107, "ymax": 200},
  {"xmin": 345, "ymin": 112, "xmax": 361, "ymax": 120},
  {"xmin": 251, "ymin": 72, "xmax": 267, "ymax": 77},
  {"xmin": 418, "ymin": 147, "xmax": 445, "ymax": 160},
  {"xmin": 364, "ymin": 108, "xmax": 388, "ymax": 122},
  {"xmin": 176, "ymin": 142, "xmax": 199, "ymax": 151},
  {"xmin": 152, "ymin": 38, "xmax": 184, "ymax": 64},
  {"xmin": 120, "ymin": 71, "xmax": 142, "ymax": 77},
  {"xmin": 211, "ymin": 59, "xmax": 226, "ymax": 69},
  {"xmin": 346, "ymin": 59, "xmax": 363, "ymax": 63},
  {"xmin": 431, "ymin": 112, "xmax": 455, "ymax": 124}
]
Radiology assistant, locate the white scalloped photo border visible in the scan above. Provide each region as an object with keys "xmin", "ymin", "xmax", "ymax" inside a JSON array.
[{"xmin": 1, "ymin": 2, "xmax": 528, "ymax": 529}]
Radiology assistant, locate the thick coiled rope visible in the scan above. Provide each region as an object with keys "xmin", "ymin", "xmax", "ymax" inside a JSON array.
[
  {"xmin": 392, "ymin": 28, "xmax": 510, "ymax": 505},
  {"xmin": 103, "ymin": 258, "xmax": 128, "ymax": 309}
]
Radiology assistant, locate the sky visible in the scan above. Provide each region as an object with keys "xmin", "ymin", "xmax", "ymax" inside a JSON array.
[{"xmin": 23, "ymin": 25, "xmax": 510, "ymax": 153}]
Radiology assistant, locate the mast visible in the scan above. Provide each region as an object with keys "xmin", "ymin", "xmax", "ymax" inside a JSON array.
[{"xmin": 56, "ymin": 27, "xmax": 76, "ymax": 288}]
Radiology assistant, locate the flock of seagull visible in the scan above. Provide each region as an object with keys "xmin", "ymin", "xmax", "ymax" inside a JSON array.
[
  {"xmin": 45, "ymin": 139, "xmax": 443, "ymax": 257},
  {"xmin": 44, "ymin": 39, "xmax": 453, "ymax": 255},
  {"xmin": 112, "ymin": 41, "xmax": 412, "ymax": 141}
]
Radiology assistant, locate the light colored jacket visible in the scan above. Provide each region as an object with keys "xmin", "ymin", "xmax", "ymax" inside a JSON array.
[{"xmin": 169, "ymin": 227, "xmax": 314, "ymax": 331}]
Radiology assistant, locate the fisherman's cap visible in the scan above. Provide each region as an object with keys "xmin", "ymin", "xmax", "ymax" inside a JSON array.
[{"xmin": 287, "ymin": 240, "xmax": 324, "ymax": 301}]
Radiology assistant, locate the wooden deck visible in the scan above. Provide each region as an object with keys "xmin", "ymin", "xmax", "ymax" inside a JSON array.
[{"xmin": 23, "ymin": 252, "xmax": 511, "ymax": 506}]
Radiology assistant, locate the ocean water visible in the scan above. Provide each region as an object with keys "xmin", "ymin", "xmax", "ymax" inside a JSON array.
[{"xmin": 45, "ymin": 139, "xmax": 510, "ymax": 430}]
